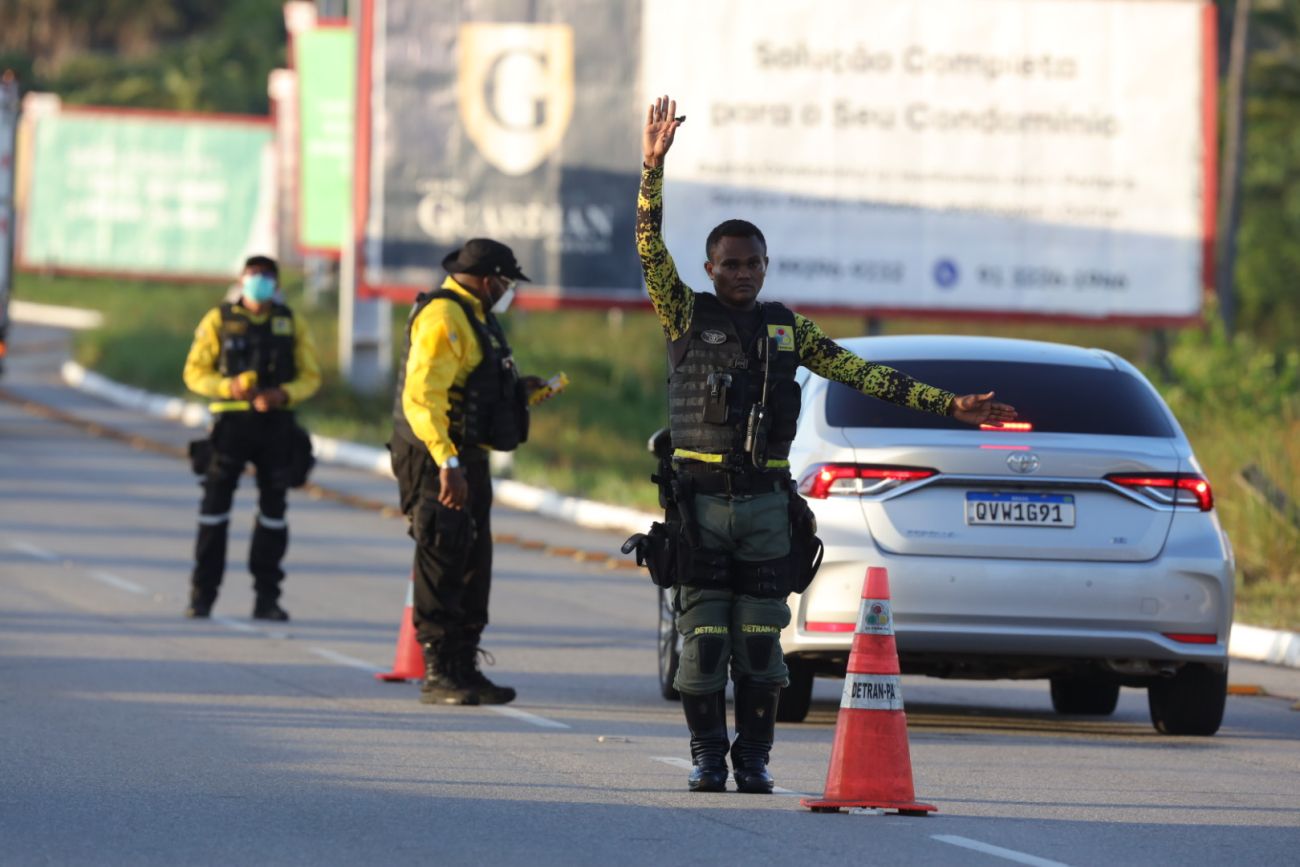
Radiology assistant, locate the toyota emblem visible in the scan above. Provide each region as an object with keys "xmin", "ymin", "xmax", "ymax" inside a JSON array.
[{"xmin": 1007, "ymin": 452, "xmax": 1040, "ymax": 474}]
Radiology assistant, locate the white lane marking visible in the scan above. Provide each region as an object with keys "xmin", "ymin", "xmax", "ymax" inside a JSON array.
[
  {"xmin": 88, "ymin": 570, "xmax": 146, "ymax": 595},
  {"xmin": 212, "ymin": 615, "xmax": 258, "ymax": 633},
  {"xmin": 650, "ymin": 756, "xmax": 808, "ymax": 797},
  {"xmin": 8, "ymin": 540, "xmax": 59, "ymax": 562},
  {"xmin": 932, "ymin": 835, "xmax": 1073, "ymax": 867},
  {"xmin": 487, "ymin": 706, "xmax": 571, "ymax": 729},
  {"xmin": 308, "ymin": 647, "xmax": 383, "ymax": 673}
]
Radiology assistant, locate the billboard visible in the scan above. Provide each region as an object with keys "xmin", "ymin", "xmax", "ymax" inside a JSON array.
[
  {"xmin": 359, "ymin": 0, "xmax": 1213, "ymax": 322},
  {"xmin": 357, "ymin": 0, "xmax": 642, "ymax": 301},
  {"xmin": 296, "ymin": 24, "xmax": 355, "ymax": 254},
  {"xmin": 644, "ymin": 0, "xmax": 1215, "ymax": 322},
  {"xmin": 20, "ymin": 107, "xmax": 276, "ymax": 280}
]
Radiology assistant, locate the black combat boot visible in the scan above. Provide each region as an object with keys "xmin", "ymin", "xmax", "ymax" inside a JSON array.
[
  {"xmin": 419, "ymin": 642, "xmax": 479, "ymax": 705},
  {"xmin": 457, "ymin": 647, "xmax": 516, "ymax": 705},
  {"xmin": 681, "ymin": 690, "xmax": 730, "ymax": 792},
  {"xmin": 731, "ymin": 680, "xmax": 781, "ymax": 794}
]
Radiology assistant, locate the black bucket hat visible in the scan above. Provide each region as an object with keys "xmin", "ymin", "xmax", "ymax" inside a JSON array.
[{"xmin": 440, "ymin": 238, "xmax": 530, "ymax": 281}]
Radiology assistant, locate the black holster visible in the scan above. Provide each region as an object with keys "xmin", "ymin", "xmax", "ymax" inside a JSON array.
[
  {"xmin": 188, "ymin": 437, "xmax": 214, "ymax": 476},
  {"xmin": 287, "ymin": 421, "xmax": 315, "ymax": 488},
  {"xmin": 788, "ymin": 490, "xmax": 824, "ymax": 594},
  {"xmin": 623, "ymin": 520, "xmax": 678, "ymax": 589}
]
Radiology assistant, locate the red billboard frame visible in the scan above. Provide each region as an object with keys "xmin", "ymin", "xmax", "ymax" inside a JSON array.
[{"xmin": 353, "ymin": 0, "xmax": 1216, "ymax": 327}]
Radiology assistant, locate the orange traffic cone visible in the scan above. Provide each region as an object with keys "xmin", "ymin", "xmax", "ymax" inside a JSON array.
[
  {"xmin": 802, "ymin": 566, "xmax": 936, "ymax": 815},
  {"xmin": 375, "ymin": 576, "xmax": 424, "ymax": 682}
]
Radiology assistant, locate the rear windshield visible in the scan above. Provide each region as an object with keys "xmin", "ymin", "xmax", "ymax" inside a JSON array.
[{"xmin": 824, "ymin": 360, "xmax": 1174, "ymax": 437}]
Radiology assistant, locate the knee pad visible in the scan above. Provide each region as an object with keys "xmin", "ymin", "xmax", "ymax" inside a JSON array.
[{"xmin": 743, "ymin": 629, "xmax": 780, "ymax": 671}]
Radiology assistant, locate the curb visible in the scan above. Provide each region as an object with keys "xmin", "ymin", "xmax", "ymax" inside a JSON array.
[
  {"xmin": 59, "ymin": 361, "xmax": 655, "ymax": 536},
  {"xmin": 57, "ymin": 362, "xmax": 1300, "ymax": 670},
  {"xmin": 12, "ymin": 300, "xmax": 105, "ymax": 331}
]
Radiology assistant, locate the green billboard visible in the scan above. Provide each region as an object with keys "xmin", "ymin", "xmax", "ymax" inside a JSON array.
[
  {"xmin": 297, "ymin": 26, "xmax": 355, "ymax": 253},
  {"xmin": 22, "ymin": 109, "xmax": 274, "ymax": 279}
]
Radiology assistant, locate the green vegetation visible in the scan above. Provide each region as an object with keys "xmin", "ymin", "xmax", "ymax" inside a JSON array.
[{"xmin": 14, "ymin": 271, "xmax": 1299, "ymax": 631}]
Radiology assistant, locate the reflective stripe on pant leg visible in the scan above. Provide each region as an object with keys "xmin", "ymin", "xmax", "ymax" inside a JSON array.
[
  {"xmin": 730, "ymin": 595, "xmax": 792, "ymax": 687},
  {"xmin": 673, "ymin": 585, "xmax": 734, "ymax": 695}
]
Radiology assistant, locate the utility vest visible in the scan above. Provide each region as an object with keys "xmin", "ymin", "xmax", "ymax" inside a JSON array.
[
  {"xmin": 392, "ymin": 288, "xmax": 528, "ymax": 455},
  {"xmin": 217, "ymin": 301, "xmax": 297, "ymax": 389},
  {"xmin": 668, "ymin": 293, "xmax": 801, "ymax": 469}
]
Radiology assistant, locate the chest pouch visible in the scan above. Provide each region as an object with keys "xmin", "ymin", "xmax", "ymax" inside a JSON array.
[{"xmin": 703, "ymin": 372, "xmax": 732, "ymax": 425}]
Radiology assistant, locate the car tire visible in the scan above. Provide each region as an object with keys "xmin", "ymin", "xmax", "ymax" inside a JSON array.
[
  {"xmin": 1049, "ymin": 676, "xmax": 1120, "ymax": 715},
  {"xmin": 658, "ymin": 588, "xmax": 681, "ymax": 701},
  {"xmin": 776, "ymin": 660, "xmax": 814, "ymax": 722},
  {"xmin": 1147, "ymin": 663, "xmax": 1227, "ymax": 736}
]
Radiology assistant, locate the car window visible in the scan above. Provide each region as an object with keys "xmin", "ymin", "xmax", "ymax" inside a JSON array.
[{"xmin": 824, "ymin": 360, "xmax": 1174, "ymax": 437}]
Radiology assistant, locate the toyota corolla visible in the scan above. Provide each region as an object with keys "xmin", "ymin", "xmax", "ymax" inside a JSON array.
[{"xmin": 656, "ymin": 335, "xmax": 1235, "ymax": 736}]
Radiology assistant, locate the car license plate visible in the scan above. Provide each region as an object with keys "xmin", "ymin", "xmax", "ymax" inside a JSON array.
[{"xmin": 966, "ymin": 492, "xmax": 1075, "ymax": 527}]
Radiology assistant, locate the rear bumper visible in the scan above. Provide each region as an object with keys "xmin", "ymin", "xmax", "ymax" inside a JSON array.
[{"xmin": 784, "ymin": 547, "xmax": 1233, "ymax": 675}]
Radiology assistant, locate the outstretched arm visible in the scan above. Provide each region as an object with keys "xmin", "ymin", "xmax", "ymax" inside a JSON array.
[
  {"xmin": 793, "ymin": 314, "xmax": 1017, "ymax": 424},
  {"xmin": 636, "ymin": 94, "xmax": 693, "ymax": 341}
]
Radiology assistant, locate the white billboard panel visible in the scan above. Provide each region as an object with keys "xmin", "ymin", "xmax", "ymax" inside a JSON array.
[{"xmin": 642, "ymin": 0, "xmax": 1213, "ymax": 321}]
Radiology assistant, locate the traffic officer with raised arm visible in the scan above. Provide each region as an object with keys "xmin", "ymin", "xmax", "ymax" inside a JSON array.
[
  {"xmin": 391, "ymin": 239, "xmax": 546, "ymax": 707},
  {"xmin": 182, "ymin": 255, "xmax": 321, "ymax": 621},
  {"xmin": 635, "ymin": 96, "xmax": 1017, "ymax": 793}
]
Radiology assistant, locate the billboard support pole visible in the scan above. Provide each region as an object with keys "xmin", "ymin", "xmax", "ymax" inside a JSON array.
[
  {"xmin": 340, "ymin": 0, "xmax": 391, "ymax": 394},
  {"xmin": 0, "ymin": 71, "xmax": 21, "ymax": 376}
]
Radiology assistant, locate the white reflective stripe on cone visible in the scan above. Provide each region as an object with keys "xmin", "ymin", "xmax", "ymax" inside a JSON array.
[
  {"xmin": 256, "ymin": 513, "xmax": 288, "ymax": 530},
  {"xmin": 197, "ymin": 513, "xmax": 231, "ymax": 526},
  {"xmin": 841, "ymin": 674, "xmax": 905, "ymax": 711}
]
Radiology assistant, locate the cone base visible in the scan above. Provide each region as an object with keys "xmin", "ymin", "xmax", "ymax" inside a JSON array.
[
  {"xmin": 374, "ymin": 671, "xmax": 417, "ymax": 682},
  {"xmin": 800, "ymin": 797, "xmax": 937, "ymax": 816}
]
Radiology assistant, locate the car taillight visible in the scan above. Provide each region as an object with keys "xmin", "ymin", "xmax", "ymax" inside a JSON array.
[
  {"xmin": 798, "ymin": 464, "xmax": 937, "ymax": 499},
  {"xmin": 1105, "ymin": 473, "xmax": 1214, "ymax": 511}
]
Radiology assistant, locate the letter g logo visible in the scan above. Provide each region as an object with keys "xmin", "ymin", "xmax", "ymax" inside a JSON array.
[{"xmin": 458, "ymin": 24, "xmax": 574, "ymax": 176}]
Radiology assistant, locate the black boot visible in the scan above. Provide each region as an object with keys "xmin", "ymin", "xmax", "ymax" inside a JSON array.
[
  {"xmin": 731, "ymin": 680, "xmax": 780, "ymax": 794},
  {"xmin": 681, "ymin": 690, "xmax": 729, "ymax": 792},
  {"xmin": 419, "ymin": 643, "xmax": 479, "ymax": 705},
  {"xmin": 457, "ymin": 647, "xmax": 516, "ymax": 705}
]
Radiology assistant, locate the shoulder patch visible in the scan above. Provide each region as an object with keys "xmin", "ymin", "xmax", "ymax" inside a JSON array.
[
  {"xmin": 271, "ymin": 316, "xmax": 294, "ymax": 336},
  {"xmin": 767, "ymin": 324, "xmax": 795, "ymax": 351},
  {"xmin": 700, "ymin": 329, "xmax": 728, "ymax": 345}
]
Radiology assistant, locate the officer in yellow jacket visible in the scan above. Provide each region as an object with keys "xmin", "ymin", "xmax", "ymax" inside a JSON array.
[
  {"xmin": 391, "ymin": 239, "xmax": 543, "ymax": 706},
  {"xmin": 182, "ymin": 255, "xmax": 321, "ymax": 620}
]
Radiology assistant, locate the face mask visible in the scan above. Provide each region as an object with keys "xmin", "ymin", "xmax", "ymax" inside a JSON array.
[
  {"xmin": 490, "ymin": 285, "xmax": 516, "ymax": 314},
  {"xmin": 242, "ymin": 273, "xmax": 277, "ymax": 304}
]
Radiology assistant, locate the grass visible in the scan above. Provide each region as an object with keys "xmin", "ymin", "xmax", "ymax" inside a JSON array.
[{"xmin": 13, "ymin": 271, "xmax": 1299, "ymax": 631}]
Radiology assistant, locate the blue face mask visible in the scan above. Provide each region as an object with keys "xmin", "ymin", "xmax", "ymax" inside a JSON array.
[{"xmin": 242, "ymin": 273, "xmax": 277, "ymax": 304}]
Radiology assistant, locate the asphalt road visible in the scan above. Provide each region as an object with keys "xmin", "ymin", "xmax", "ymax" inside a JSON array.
[{"xmin": 2, "ymin": 325, "xmax": 1298, "ymax": 866}]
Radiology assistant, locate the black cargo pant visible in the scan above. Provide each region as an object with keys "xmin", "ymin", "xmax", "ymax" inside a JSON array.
[
  {"xmin": 390, "ymin": 437, "xmax": 494, "ymax": 656},
  {"xmin": 190, "ymin": 411, "xmax": 294, "ymax": 606}
]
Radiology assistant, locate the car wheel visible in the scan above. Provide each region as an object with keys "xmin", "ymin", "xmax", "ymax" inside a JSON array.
[
  {"xmin": 1147, "ymin": 663, "xmax": 1227, "ymax": 736},
  {"xmin": 658, "ymin": 588, "xmax": 681, "ymax": 701},
  {"xmin": 1049, "ymin": 676, "xmax": 1120, "ymax": 715},
  {"xmin": 776, "ymin": 660, "xmax": 813, "ymax": 722}
]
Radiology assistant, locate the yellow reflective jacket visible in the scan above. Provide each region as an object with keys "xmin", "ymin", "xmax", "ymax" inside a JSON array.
[
  {"xmin": 400, "ymin": 276, "xmax": 490, "ymax": 464},
  {"xmin": 183, "ymin": 302, "xmax": 321, "ymax": 412}
]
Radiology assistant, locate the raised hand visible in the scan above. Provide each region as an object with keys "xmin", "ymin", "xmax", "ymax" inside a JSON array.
[
  {"xmin": 950, "ymin": 391, "xmax": 1018, "ymax": 426},
  {"xmin": 643, "ymin": 94, "xmax": 682, "ymax": 168}
]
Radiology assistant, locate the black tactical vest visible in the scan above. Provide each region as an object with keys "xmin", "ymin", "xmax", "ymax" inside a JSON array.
[
  {"xmin": 217, "ymin": 301, "xmax": 297, "ymax": 388},
  {"xmin": 668, "ymin": 293, "xmax": 801, "ymax": 467},
  {"xmin": 392, "ymin": 288, "xmax": 528, "ymax": 455}
]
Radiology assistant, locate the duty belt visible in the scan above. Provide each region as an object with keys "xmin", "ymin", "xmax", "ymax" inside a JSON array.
[{"xmin": 673, "ymin": 463, "xmax": 790, "ymax": 497}]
